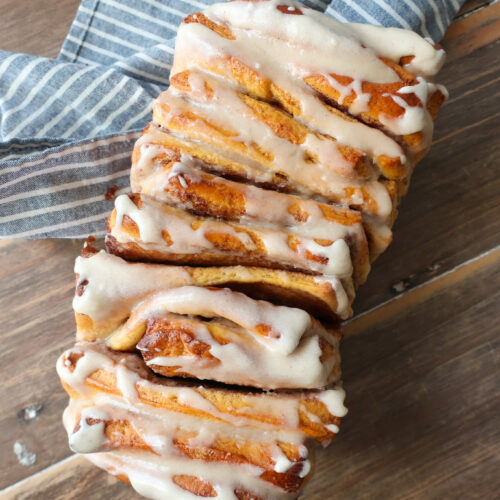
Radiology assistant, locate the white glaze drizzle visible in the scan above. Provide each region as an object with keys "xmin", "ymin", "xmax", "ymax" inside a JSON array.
[
  {"xmin": 173, "ymin": 5, "xmax": 410, "ymax": 162},
  {"xmin": 58, "ymin": 343, "xmax": 346, "ymax": 499},
  {"xmin": 136, "ymin": 121, "xmax": 286, "ymax": 187},
  {"xmin": 123, "ymin": 290, "xmax": 341, "ymax": 389},
  {"xmin": 163, "ymin": 72, "xmax": 356, "ymax": 178},
  {"xmin": 87, "ymin": 450, "xmax": 295, "ymax": 500},
  {"xmin": 56, "ymin": 4, "xmax": 450, "ymax": 497},
  {"xmin": 205, "ymin": 1, "xmax": 399, "ymax": 83},
  {"xmin": 346, "ymin": 22, "xmax": 446, "ymax": 77},
  {"xmin": 73, "ymin": 251, "xmax": 352, "ymax": 340},
  {"xmin": 65, "ymin": 395, "xmax": 310, "ymax": 472},
  {"xmin": 64, "ymin": 403, "xmax": 295, "ymax": 499},
  {"xmin": 118, "ymin": 286, "xmax": 313, "ymax": 355},
  {"xmin": 316, "ymin": 386, "xmax": 348, "ymax": 418},
  {"xmin": 160, "ymin": 63, "xmax": 395, "ymax": 218},
  {"xmin": 65, "ymin": 405, "xmax": 109, "ymax": 454},
  {"xmin": 56, "ymin": 345, "xmax": 113, "ymax": 392},
  {"xmin": 111, "ymin": 194, "xmax": 354, "ymax": 279},
  {"xmin": 203, "ymin": 0, "xmax": 443, "ymax": 133},
  {"xmin": 322, "ymin": 74, "xmax": 371, "ymax": 114},
  {"xmin": 137, "ymin": 151, "xmax": 370, "ymax": 285},
  {"xmin": 73, "ymin": 250, "xmax": 192, "ymax": 321},
  {"xmin": 173, "ymin": 24, "xmax": 404, "ymax": 160},
  {"xmin": 58, "ymin": 342, "xmax": 348, "ymax": 429},
  {"xmin": 116, "ymin": 361, "xmax": 140, "ymax": 402},
  {"xmin": 144, "ymin": 154, "xmax": 366, "ymax": 242},
  {"xmin": 146, "ymin": 335, "xmax": 334, "ymax": 390}
]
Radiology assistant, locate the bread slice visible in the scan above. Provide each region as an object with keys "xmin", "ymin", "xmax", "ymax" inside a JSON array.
[
  {"xmin": 101, "ymin": 286, "xmax": 342, "ymax": 389},
  {"xmin": 131, "ymin": 142, "xmax": 370, "ymax": 284},
  {"xmin": 106, "ymin": 193, "xmax": 355, "ymax": 282},
  {"xmin": 74, "ymin": 250, "xmax": 353, "ymax": 341},
  {"xmin": 58, "ymin": 342, "xmax": 347, "ymax": 443}
]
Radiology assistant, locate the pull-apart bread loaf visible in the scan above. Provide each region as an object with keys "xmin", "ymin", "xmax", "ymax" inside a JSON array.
[{"xmin": 57, "ymin": 1, "xmax": 446, "ymax": 498}]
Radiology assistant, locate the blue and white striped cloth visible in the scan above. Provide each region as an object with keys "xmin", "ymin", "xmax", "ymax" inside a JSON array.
[{"xmin": 0, "ymin": 0, "xmax": 464, "ymax": 238}]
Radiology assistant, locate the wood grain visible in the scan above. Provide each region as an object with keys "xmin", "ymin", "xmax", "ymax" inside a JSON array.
[
  {"xmin": 0, "ymin": 0, "xmax": 499, "ymax": 498},
  {"xmin": 443, "ymin": 0, "xmax": 500, "ymax": 61},
  {"xmin": 0, "ymin": 0, "xmax": 80, "ymax": 58},
  {"xmin": 304, "ymin": 248, "xmax": 500, "ymax": 499},
  {"xmin": 0, "ymin": 239, "xmax": 81, "ymax": 488},
  {"xmin": 2, "ymin": 456, "xmax": 134, "ymax": 500}
]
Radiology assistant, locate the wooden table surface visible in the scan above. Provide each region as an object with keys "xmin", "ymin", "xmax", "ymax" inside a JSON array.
[{"xmin": 1, "ymin": 1, "xmax": 499, "ymax": 498}]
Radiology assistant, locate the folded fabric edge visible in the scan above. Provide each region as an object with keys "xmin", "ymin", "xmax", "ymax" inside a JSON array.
[{"xmin": 0, "ymin": 130, "xmax": 139, "ymax": 239}]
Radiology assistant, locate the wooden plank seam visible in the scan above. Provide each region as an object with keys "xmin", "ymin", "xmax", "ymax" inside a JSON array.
[{"xmin": 344, "ymin": 243, "xmax": 500, "ymax": 335}]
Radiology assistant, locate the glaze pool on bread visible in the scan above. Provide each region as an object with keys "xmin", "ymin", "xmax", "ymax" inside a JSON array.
[{"xmin": 57, "ymin": 1, "xmax": 447, "ymax": 498}]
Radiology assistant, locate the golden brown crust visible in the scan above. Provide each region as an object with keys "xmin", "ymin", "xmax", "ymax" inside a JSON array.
[
  {"xmin": 178, "ymin": 15, "xmax": 403, "ymax": 168},
  {"xmin": 184, "ymin": 12, "xmax": 235, "ymax": 40},
  {"xmin": 136, "ymin": 123, "xmax": 293, "ymax": 192},
  {"xmin": 132, "ymin": 126, "xmax": 389, "ymax": 262},
  {"xmin": 106, "ymin": 194, "xmax": 358, "ymax": 283},
  {"xmin": 154, "ymin": 79, "xmax": 394, "ymax": 217},
  {"xmin": 132, "ymin": 144, "xmax": 371, "ymax": 277},
  {"xmin": 169, "ymin": 71, "xmax": 373, "ymax": 180},
  {"xmin": 173, "ymin": 434, "xmax": 305, "ymax": 492},
  {"xmin": 172, "ymin": 475, "xmax": 218, "ymax": 498},
  {"xmin": 61, "ymin": 5, "xmax": 447, "ymax": 499},
  {"xmin": 71, "ymin": 411, "xmax": 308, "ymax": 492},
  {"xmin": 60, "ymin": 346, "xmax": 342, "ymax": 444},
  {"xmin": 180, "ymin": 11, "xmax": 445, "ymax": 169},
  {"xmin": 131, "ymin": 134, "xmax": 372, "ymax": 281},
  {"xmin": 74, "ymin": 252, "xmax": 352, "ymax": 343},
  {"xmin": 303, "ymin": 71, "xmax": 445, "ymax": 165},
  {"xmin": 127, "ymin": 315, "xmax": 341, "ymax": 387},
  {"xmin": 89, "ymin": 462, "xmax": 267, "ymax": 499},
  {"xmin": 137, "ymin": 317, "xmax": 217, "ymax": 376},
  {"xmin": 107, "ymin": 232, "xmax": 324, "ymax": 276},
  {"xmin": 155, "ymin": 161, "xmax": 248, "ymax": 221}
]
